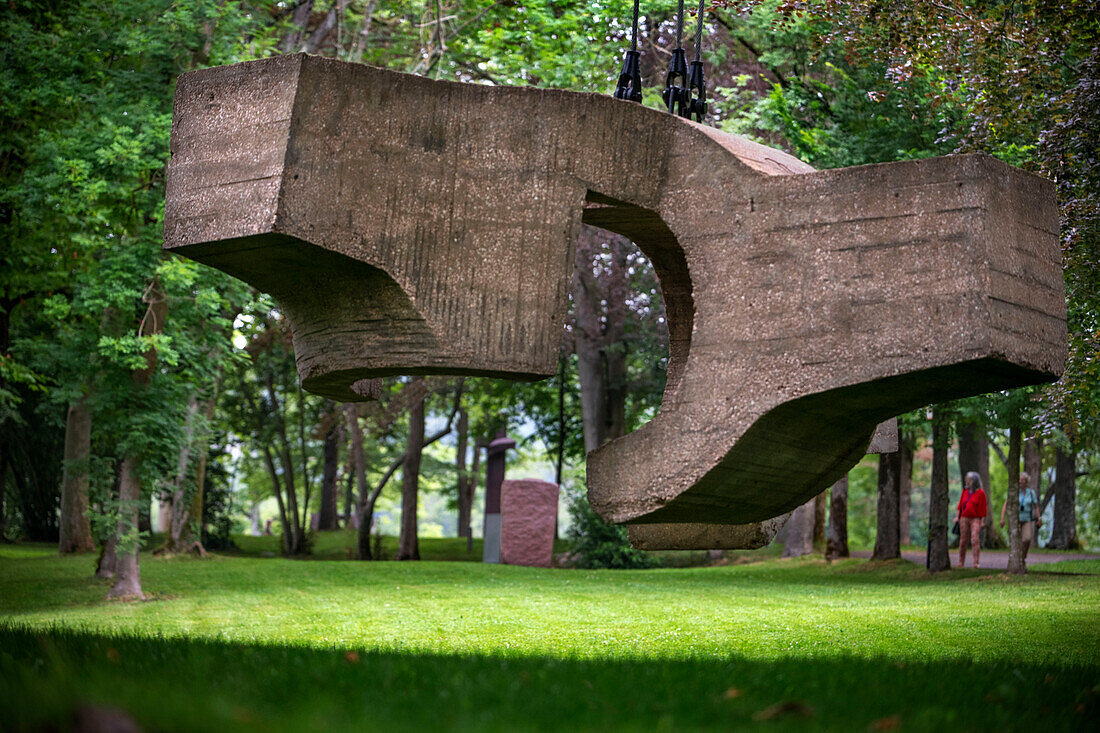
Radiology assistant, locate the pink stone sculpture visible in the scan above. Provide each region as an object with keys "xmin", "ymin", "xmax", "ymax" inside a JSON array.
[{"xmin": 500, "ymin": 479, "xmax": 559, "ymax": 568}]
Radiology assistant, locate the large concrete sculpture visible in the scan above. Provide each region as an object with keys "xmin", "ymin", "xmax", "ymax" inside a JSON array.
[{"xmin": 164, "ymin": 54, "xmax": 1066, "ymax": 547}]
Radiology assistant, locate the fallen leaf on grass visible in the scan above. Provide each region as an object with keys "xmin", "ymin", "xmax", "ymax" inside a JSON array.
[
  {"xmin": 73, "ymin": 704, "xmax": 140, "ymax": 732},
  {"xmin": 723, "ymin": 687, "xmax": 742, "ymax": 700},
  {"xmin": 752, "ymin": 700, "xmax": 814, "ymax": 721},
  {"xmin": 869, "ymin": 715, "xmax": 902, "ymax": 731}
]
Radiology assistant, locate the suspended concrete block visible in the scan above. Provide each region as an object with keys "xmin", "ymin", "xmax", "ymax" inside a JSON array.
[{"xmin": 164, "ymin": 54, "xmax": 1066, "ymax": 539}]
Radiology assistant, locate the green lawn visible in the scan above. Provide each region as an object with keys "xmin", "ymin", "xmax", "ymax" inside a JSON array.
[{"xmin": 2, "ymin": 542, "xmax": 1098, "ymax": 731}]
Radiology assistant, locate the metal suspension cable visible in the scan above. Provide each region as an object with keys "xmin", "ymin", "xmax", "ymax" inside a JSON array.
[
  {"xmin": 693, "ymin": 0, "xmax": 703, "ymax": 62},
  {"xmin": 686, "ymin": 0, "xmax": 707, "ymax": 122},
  {"xmin": 614, "ymin": 0, "xmax": 643, "ymax": 102},
  {"xmin": 631, "ymin": 0, "xmax": 640, "ymax": 53},
  {"xmin": 675, "ymin": 0, "xmax": 684, "ymax": 49}
]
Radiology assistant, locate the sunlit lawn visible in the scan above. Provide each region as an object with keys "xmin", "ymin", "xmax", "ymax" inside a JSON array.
[{"xmin": 2, "ymin": 541, "xmax": 1098, "ymax": 731}]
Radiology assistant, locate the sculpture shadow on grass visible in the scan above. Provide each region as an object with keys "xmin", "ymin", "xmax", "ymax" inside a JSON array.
[{"xmin": 2, "ymin": 625, "xmax": 1095, "ymax": 731}]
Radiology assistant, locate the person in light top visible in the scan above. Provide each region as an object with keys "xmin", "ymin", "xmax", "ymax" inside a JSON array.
[
  {"xmin": 955, "ymin": 471, "xmax": 988, "ymax": 569},
  {"xmin": 1001, "ymin": 471, "xmax": 1041, "ymax": 559}
]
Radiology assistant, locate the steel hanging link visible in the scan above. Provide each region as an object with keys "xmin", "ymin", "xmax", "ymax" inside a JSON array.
[
  {"xmin": 662, "ymin": 0, "xmax": 690, "ymax": 116},
  {"xmin": 613, "ymin": 0, "xmax": 643, "ymax": 102}
]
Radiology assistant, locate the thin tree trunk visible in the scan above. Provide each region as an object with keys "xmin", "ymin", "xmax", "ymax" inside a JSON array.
[
  {"xmin": 187, "ymin": 394, "xmax": 216, "ymax": 552},
  {"xmin": 927, "ymin": 408, "xmax": 951, "ymax": 572},
  {"xmin": 278, "ymin": 0, "xmax": 315, "ymax": 53},
  {"xmin": 468, "ymin": 437, "xmax": 481, "ymax": 553},
  {"xmin": 164, "ymin": 395, "xmax": 200, "ymax": 553},
  {"xmin": 872, "ymin": 450, "xmax": 901, "ymax": 560},
  {"xmin": 261, "ymin": 445, "xmax": 291, "ymax": 555},
  {"xmin": 348, "ymin": 404, "xmax": 371, "ymax": 559},
  {"xmin": 318, "ymin": 401, "xmax": 340, "ymax": 530},
  {"xmin": 59, "ymin": 394, "xmax": 94, "ymax": 553},
  {"xmin": 1024, "ymin": 433, "xmax": 1043, "ymax": 493},
  {"xmin": 1006, "ymin": 426, "xmax": 1025, "ymax": 574},
  {"xmin": 812, "ymin": 490, "xmax": 827, "ymax": 550},
  {"xmin": 1050, "ymin": 447, "xmax": 1079, "ymax": 549},
  {"xmin": 296, "ymin": 383, "xmax": 314, "ymax": 536},
  {"xmin": 899, "ymin": 439, "xmax": 913, "ymax": 546},
  {"xmin": 782, "ymin": 498, "xmax": 814, "ymax": 558},
  {"xmin": 397, "ymin": 382, "xmax": 426, "ymax": 561},
  {"xmin": 825, "ymin": 475, "xmax": 848, "ymax": 560},
  {"xmin": 573, "ymin": 227, "xmax": 629, "ymax": 453},
  {"xmin": 351, "ymin": 0, "xmax": 377, "ymax": 61},
  {"xmin": 456, "ymin": 407, "xmax": 470, "ymax": 538}
]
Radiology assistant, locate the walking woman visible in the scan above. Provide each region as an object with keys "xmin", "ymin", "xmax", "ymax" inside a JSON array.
[{"xmin": 955, "ymin": 471, "xmax": 988, "ymax": 569}]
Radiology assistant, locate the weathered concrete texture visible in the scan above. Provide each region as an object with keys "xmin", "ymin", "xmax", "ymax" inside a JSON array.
[
  {"xmin": 165, "ymin": 54, "xmax": 1066, "ymax": 541},
  {"xmin": 628, "ymin": 513, "xmax": 791, "ymax": 551},
  {"xmin": 499, "ymin": 479, "xmax": 558, "ymax": 568}
]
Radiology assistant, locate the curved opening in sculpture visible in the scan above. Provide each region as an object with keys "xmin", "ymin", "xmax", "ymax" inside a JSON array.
[{"xmin": 580, "ymin": 191, "xmax": 692, "ymax": 410}]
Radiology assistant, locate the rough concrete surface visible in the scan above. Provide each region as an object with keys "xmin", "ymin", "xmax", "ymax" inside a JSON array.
[
  {"xmin": 165, "ymin": 54, "xmax": 1066, "ymax": 544},
  {"xmin": 500, "ymin": 479, "xmax": 558, "ymax": 568}
]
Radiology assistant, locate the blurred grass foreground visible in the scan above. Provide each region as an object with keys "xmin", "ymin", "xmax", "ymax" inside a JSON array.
[{"xmin": 1, "ymin": 541, "xmax": 1098, "ymax": 731}]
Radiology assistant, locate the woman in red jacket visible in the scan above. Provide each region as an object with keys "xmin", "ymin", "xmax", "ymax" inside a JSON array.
[{"xmin": 955, "ymin": 471, "xmax": 988, "ymax": 569}]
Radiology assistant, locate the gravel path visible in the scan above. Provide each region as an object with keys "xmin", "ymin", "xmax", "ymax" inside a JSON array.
[{"xmin": 849, "ymin": 549, "xmax": 1099, "ymax": 570}]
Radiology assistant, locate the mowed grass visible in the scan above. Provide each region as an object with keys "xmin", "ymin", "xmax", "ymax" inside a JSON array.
[{"xmin": 1, "ymin": 542, "xmax": 1098, "ymax": 732}]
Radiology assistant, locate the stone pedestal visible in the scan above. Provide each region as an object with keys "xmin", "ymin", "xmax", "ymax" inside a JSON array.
[{"xmin": 500, "ymin": 479, "xmax": 559, "ymax": 568}]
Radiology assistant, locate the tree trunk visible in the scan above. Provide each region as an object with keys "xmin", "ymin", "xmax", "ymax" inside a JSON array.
[
  {"xmin": 347, "ymin": 404, "xmax": 372, "ymax": 559},
  {"xmin": 1049, "ymin": 447, "xmax": 1079, "ymax": 549},
  {"xmin": 467, "ymin": 437, "xmax": 481, "ymax": 553},
  {"xmin": 927, "ymin": 408, "xmax": 951, "ymax": 572},
  {"xmin": 163, "ymin": 395, "xmax": 199, "ymax": 554},
  {"xmin": 344, "ymin": 447, "xmax": 355, "ymax": 528},
  {"xmin": 278, "ymin": 0, "xmax": 315, "ymax": 53},
  {"xmin": 812, "ymin": 489, "xmax": 827, "ymax": 550},
  {"xmin": 318, "ymin": 401, "xmax": 340, "ymax": 531},
  {"xmin": 96, "ymin": 536, "xmax": 119, "ymax": 579},
  {"xmin": 456, "ymin": 407, "xmax": 471, "ymax": 538},
  {"xmin": 573, "ymin": 227, "xmax": 629, "ymax": 453},
  {"xmin": 351, "ymin": 0, "xmax": 377, "ymax": 61},
  {"xmin": 782, "ymin": 498, "xmax": 815, "ymax": 558},
  {"xmin": 108, "ymin": 456, "xmax": 145, "ymax": 599},
  {"xmin": 1024, "ymin": 433, "xmax": 1043, "ymax": 493},
  {"xmin": 396, "ymin": 382, "xmax": 426, "ymax": 561},
  {"xmin": 1006, "ymin": 426, "xmax": 1025, "ymax": 574},
  {"xmin": 188, "ymin": 397, "xmax": 216, "ymax": 549},
  {"xmin": 899, "ymin": 439, "xmax": 913, "ymax": 546},
  {"xmin": 59, "ymin": 394, "xmax": 95, "ymax": 553},
  {"xmin": 872, "ymin": 450, "xmax": 901, "ymax": 560},
  {"xmin": 106, "ymin": 278, "xmax": 166, "ymax": 597},
  {"xmin": 825, "ymin": 475, "xmax": 849, "ymax": 560}
]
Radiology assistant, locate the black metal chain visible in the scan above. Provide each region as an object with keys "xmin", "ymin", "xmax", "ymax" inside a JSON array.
[
  {"xmin": 613, "ymin": 0, "xmax": 643, "ymax": 102},
  {"xmin": 662, "ymin": 0, "xmax": 689, "ymax": 116}
]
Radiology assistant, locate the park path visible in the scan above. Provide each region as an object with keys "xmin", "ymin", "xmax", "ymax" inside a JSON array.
[{"xmin": 850, "ymin": 550, "xmax": 1099, "ymax": 570}]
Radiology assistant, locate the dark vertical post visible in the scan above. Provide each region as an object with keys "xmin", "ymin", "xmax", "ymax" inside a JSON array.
[
  {"xmin": 927, "ymin": 407, "xmax": 951, "ymax": 572},
  {"xmin": 482, "ymin": 428, "xmax": 515, "ymax": 563}
]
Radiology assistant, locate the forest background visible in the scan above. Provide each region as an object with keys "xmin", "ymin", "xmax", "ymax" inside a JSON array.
[{"xmin": 1, "ymin": 0, "xmax": 1097, "ymax": 590}]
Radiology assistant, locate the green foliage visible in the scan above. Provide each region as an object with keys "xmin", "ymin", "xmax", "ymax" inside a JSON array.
[{"xmin": 565, "ymin": 487, "xmax": 654, "ymax": 569}]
